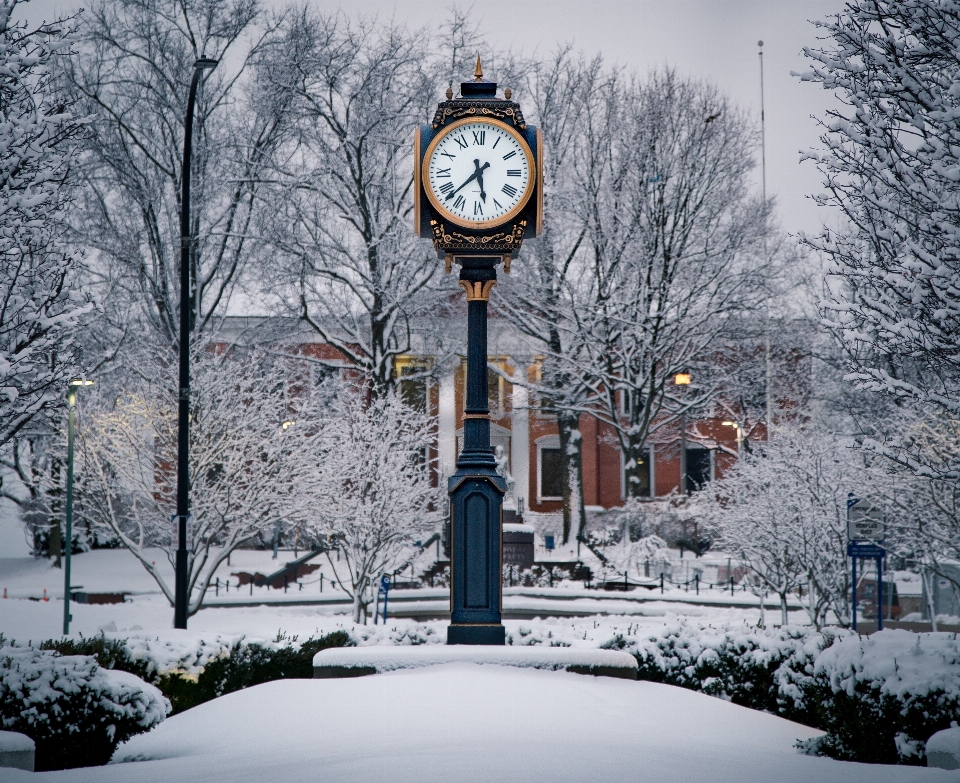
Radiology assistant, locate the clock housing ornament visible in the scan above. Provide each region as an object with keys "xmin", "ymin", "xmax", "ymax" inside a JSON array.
[{"xmin": 414, "ymin": 57, "xmax": 543, "ymax": 263}]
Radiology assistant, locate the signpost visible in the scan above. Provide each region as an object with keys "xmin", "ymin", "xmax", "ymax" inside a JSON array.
[
  {"xmin": 848, "ymin": 499, "xmax": 885, "ymax": 542},
  {"xmin": 380, "ymin": 575, "xmax": 391, "ymax": 624},
  {"xmin": 847, "ymin": 494, "xmax": 886, "ymax": 633}
]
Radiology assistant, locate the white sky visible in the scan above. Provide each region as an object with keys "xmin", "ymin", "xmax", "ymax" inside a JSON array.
[{"xmin": 19, "ymin": 0, "xmax": 848, "ymax": 237}]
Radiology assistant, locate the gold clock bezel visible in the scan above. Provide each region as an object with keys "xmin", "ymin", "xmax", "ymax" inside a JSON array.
[{"xmin": 421, "ymin": 117, "xmax": 536, "ymax": 230}]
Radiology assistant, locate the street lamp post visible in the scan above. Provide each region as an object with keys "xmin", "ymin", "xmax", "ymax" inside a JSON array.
[
  {"xmin": 674, "ymin": 373, "xmax": 691, "ymax": 495},
  {"xmin": 64, "ymin": 380, "xmax": 93, "ymax": 636},
  {"xmin": 175, "ymin": 57, "xmax": 218, "ymax": 630}
]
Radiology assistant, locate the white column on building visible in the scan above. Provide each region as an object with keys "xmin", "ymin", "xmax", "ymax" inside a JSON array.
[
  {"xmin": 438, "ymin": 365, "xmax": 457, "ymax": 479},
  {"xmin": 511, "ymin": 372, "xmax": 530, "ymax": 515}
]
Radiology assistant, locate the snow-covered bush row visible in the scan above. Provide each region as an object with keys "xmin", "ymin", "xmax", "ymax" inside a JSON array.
[
  {"xmin": 0, "ymin": 643, "xmax": 168, "ymax": 770},
  {"xmin": 603, "ymin": 620, "xmax": 838, "ymax": 716},
  {"xmin": 36, "ymin": 630, "xmax": 353, "ymax": 716},
  {"xmin": 603, "ymin": 621, "xmax": 960, "ymax": 765}
]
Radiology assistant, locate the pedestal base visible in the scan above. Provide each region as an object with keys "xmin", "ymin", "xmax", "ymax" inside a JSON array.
[
  {"xmin": 447, "ymin": 623, "xmax": 506, "ymax": 645},
  {"xmin": 313, "ymin": 644, "xmax": 638, "ymax": 679}
]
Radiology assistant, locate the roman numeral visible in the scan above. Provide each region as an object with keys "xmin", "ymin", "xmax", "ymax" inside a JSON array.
[
  {"xmin": 453, "ymin": 194, "xmax": 465, "ymax": 209},
  {"xmin": 502, "ymin": 150, "xmax": 516, "ymax": 160},
  {"xmin": 440, "ymin": 151, "xmax": 456, "ymax": 160},
  {"xmin": 439, "ymin": 182, "xmax": 454, "ymax": 195},
  {"xmin": 436, "ymin": 167, "xmax": 451, "ymax": 178},
  {"xmin": 474, "ymin": 201, "xmax": 484, "ymax": 216},
  {"xmin": 502, "ymin": 184, "xmax": 518, "ymax": 198},
  {"xmin": 492, "ymin": 136, "xmax": 501, "ymax": 149},
  {"xmin": 507, "ymin": 169, "xmax": 521, "ymax": 177},
  {"xmin": 472, "ymin": 130, "xmax": 486, "ymax": 145},
  {"xmin": 454, "ymin": 135, "xmax": 468, "ymax": 149},
  {"xmin": 493, "ymin": 198, "xmax": 503, "ymax": 209}
]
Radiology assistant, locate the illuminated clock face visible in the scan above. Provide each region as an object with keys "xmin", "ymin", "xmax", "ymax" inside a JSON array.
[{"xmin": 423, "ymin": 118, "xmax": 534, "ymax": 229}]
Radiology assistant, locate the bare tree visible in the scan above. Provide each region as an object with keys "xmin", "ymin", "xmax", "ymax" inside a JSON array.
[
  {"xmin": 701, "ymin": 424, "xmax": 890, "ymax": 629},
  {"xmin": 496, "ymin": 48, "xmax": 599, "ymax": 544},
  {"xmin": 257, "ymin": 11, "xmax": 444, "ymax": 395},
  {"xmin": 556, "ymin": 70, "xmax": 770, "ymax": 498},
  {"xmin": 297, "ymin": 378, "xmax": 442, "ymax": 623},
  {"xmin": 58, "ymin": 0, "xmax": 286, "ymax": 365},
  {"xmin": 78, "ymin": 343, "xmax": 309, "ymax": 617}
]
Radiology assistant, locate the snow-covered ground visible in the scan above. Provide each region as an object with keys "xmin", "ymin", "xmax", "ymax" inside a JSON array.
[
  {"xmin": 0, "ymin": 548, "xmax": 810, "ymax": 684},
  {"xmin": 0, "ymin": 548, "xmax": 812, "ymax": 646},
  {"xmin": 4, "ymin": 663, "xmax": 952, "ymax": 783}
]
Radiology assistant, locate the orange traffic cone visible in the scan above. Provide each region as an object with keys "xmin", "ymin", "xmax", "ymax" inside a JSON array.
[{"xmin": 42, "ymin": 588, "xmax": 48, "ymax": 602}]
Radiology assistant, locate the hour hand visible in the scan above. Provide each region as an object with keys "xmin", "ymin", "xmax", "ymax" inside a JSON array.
[{"xmin": 446, "ymin": 160, "xmax": 490, "ymax": 201}]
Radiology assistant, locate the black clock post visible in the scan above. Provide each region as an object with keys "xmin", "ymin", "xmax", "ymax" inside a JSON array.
[{"xmin": 414, "ymin": 58, "xmax": 542, "ymax": 645}]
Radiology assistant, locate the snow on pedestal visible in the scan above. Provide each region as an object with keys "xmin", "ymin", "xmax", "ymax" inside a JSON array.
[
  {"xmin": 0, "ymin": 731, "xmax": 35, "ymax": 772},
  {"xmin": 926, "ymin": 727, "xmax": 960, "ymax": 770},
  {"xmin": 313, "ymin": 644, "xmax": 638, "ymax": 679}
]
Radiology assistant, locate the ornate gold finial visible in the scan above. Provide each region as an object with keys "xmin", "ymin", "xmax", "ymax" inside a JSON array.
[
  {"xmin": 445, "ymin": 85, "xmax": 453, "ymax": 100},
  {"xmin": 459, "ymin": 279, "xmax": 497, "ymax": 302},
  {"xmin": 504, "ymin": 87, "xmax": 512, "ymax": 100},
  {"xmin": 474, "ymin": 54, "xmax": 483, "ymax": 81}
]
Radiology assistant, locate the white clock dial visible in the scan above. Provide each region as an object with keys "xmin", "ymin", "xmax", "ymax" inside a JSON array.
[{"xmin": 424, "ymin": 119, "xmax": 533, "ymax": 228}]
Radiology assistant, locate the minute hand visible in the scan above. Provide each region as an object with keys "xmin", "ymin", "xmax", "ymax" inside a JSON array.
[{"xmin": 445, "ymin": 160, "xmax": 489, "ymax": 200}]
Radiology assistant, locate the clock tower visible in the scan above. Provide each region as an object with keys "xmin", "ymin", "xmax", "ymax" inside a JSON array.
[{"xmin": 414, "ymin": 58, "xmax": 542, "ymax": 645}]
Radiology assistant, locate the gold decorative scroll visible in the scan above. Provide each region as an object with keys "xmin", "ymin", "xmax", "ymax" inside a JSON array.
[
  {"xmin": 459, "ymin": 280, "xmax": 497, "ymax": 302},
  {"xmin": 431, "ymin": 103, "xmax": 527, "ymax": 130}
]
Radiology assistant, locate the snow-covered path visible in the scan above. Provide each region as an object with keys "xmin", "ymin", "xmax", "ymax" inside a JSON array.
[{"xmin": 6, "ymin": 663, "xmax": 953, "ymax": 783}]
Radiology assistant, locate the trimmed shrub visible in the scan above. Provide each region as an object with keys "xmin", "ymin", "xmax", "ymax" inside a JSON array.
[
  {"xmin": 0, "ymin": 643, "xmax": 168, "ymax": 770},
  {"xmin": 35, "ymin": 630, "xmax": 351, "ymax": 715},
  {"xmin": 158, "ymin": 630, "xmax": 351, "ymax": 714},
  {"xmin": 603, "ymin": 622, "xmax": 960, "ymax": 765},
  {"xmin": 40, "ymin": 634, "xmax": 155, "ymax": 682}
]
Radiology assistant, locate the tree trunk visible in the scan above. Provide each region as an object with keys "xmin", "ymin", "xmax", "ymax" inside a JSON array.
[
  {"xmin": 780, "ymin": 592, "xmax": 789, "ymax": 627},
  {"xmin": 922, "ymin": 568, "xmax": 938, "ymax": 632},
  {"xmin": 353, "ymin": 590, "xmax": 364, "ymax": 624},
  {"xmin": 622, "ymin": 437, "xmax": 650, "ymax": 499},
  {"xmin": 557, "ymin": 412, "xmax": 585, "ymax": 545},
  {"xmin": 49, "ymin": 456, "xmax": 62, "ymax": 567}
]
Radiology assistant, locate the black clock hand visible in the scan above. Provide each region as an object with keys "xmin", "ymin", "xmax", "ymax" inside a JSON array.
[
  {"xmin": 476, "ymin": 165, "xmax": 487, "ymax": 202},
  {"xmin": 445, "ymin": 160, "xmax": 490, "ymax": 201}
]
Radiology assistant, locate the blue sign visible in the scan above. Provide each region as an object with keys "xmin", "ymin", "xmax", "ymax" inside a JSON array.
[
  {"xmin": 380, "ymin": 574, "xmax": 391, "ymax": 591},
  {"xmin": 847, "ymin": 542, "xmax": 886, "ymax": 558}
]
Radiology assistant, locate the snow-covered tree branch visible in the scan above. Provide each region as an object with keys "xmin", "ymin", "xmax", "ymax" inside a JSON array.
[
  {"xmin": 0, "ymin": 0, "xmax": 90, "ymax": 449},
  {"xmin": 802, "ymin": 0, "xmax": 960, "ymax": 481}
]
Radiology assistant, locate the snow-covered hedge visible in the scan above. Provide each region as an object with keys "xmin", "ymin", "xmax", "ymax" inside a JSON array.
[
  {"xmin": 603, "ymin": 622, "xmax": 960, "ymax": 765},
  {"xmin": 0, "ymin": 644, "xmax": 169, "ymax": 770},
  {"xmin": 802, "ymin": 630, "xmax": 960, "ymax": 764}
]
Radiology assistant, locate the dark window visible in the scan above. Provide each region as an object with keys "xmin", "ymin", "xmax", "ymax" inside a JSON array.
[
  {"xmin": 685, "ymin": 448, "xmax": 711, "ymax": 493},
  {"xmin": 540, "ymin": 447, "xmax": 564, "ymax": 499}
]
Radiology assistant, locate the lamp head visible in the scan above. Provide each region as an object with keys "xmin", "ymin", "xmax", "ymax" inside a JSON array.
[
  {"xmin": 282, "ymin": 420, "xmax": 295, "ymax": 430},
  {"xmin": 194, "ymin": 57, "xmax": 218, "ymax": 71},
  {"xmin": 674, "ymin": 373, "xmax": 691, "ymax": 386},
  {"xmin": 722, "ymin": 421, "xmax": 737, "ymax": 427},
  {"xmin": 69, "ymin": 380, "xmax": 94, "ymax": 387}
]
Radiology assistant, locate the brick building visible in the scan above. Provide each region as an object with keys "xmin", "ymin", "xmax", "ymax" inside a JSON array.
[{"xmin": 220, "ymin": 315, "xmax": 807, "ymax": 514}]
